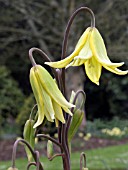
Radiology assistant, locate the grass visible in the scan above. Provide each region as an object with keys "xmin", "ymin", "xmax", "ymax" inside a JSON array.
[{"xmin": 0, "ymin": 144, "xmax": 128, "ymax": 170}]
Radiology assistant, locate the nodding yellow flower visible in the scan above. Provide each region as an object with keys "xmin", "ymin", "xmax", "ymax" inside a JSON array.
[
  {"xmin": 30, "ymin": 65, "xmax": 75, "ymax": 128},
  {"xmin": 45, "ymin": 27, "xmax": 128, "ymax": 85}
]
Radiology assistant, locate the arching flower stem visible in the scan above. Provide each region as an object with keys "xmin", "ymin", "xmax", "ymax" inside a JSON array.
[
  {"xmin": 27, "ymin": 162, "xmax": 36, "ymax": 170},
  {"xmin": 58, "ymin": 7, "xmax": 94, "ymax": 170},
  {"xmin": 36, "ymin": 134, "xmax": 63, "ymax": 151},
  {"xmin": 11, "ymin": 139, "xmax": 44, "ymax": 170},
  {"xmin": 29, "ymin": 47, "xmax": 59, "ymax": 83},
  {"xmin": 80, "ymin": 152, "xmax": 87, "ymax": 170},
  {"xmin": 61, "ymin": 7, "xmax": 95, "ymax": 93}
]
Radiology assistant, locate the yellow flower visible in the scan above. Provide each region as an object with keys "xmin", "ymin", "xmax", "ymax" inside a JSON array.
[
  {"xmin": 45, "ymin": 27, "xmax": 128, "ymax": 85},
  {"xmin": 30, "ymin": 64, "xmax": 75, "ymax": 128},
  {"xmin": 83, "ymin": 133, "xmax": 91, "ymax": 141}
]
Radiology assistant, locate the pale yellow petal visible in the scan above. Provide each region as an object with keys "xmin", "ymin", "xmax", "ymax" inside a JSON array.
[
  {"xmin": 66, "ymin": 58, "xmax": 85, "ymax": 68},
  {"xmin": 45, "ymin": 27, "xmax": 91, "ymax": 68},
  {"xmin": 52, "ymin": 100, "xmax": 65, "ymax": 124},
  {"xmin": 45, "ymin": 53, "xmax": 76, "ymax": 68},
  {"xmin": 30, "ymin": 67, "xmax": 43, "ymax": 106},
  {"xmin": 103, "ymin": 65, "xmax": 128, "ymax": 75},
  {"xmin": 90, "ymin": 27, "xmax": 125, "ymax": 67},
  {"xmin": 77, "ymin": 36, "xmax": 92, "ymax": 60},
  {"xmin": 33, "ymin": 111, "xmax": 44, "ymax": 128},
  {"xmin": 84, "ymin": 57, "xmax": 102, "ymax": 85},
  {"xmin": 41, "ymin": 87, "xmax": 55, "ymax": 120},
  {"xmin": 62, "ymin": 106, "xmax": 73, "ymax": 116},
  {"xmin": 55, "ymin": 118, "xmax": 59, "ymax": 127},
  {"xmin": 75, "ymin": 27, "xmax": 92, "ymax": 49},
  {"xmin": 36, "ymin": 65, "xmax": 75, "ymax": 109},
  {"xmin": 44, "ymin": 106, "xmax": 54, "ymax": 122},
  {"xmin": 30, "ymin": 68, "xmax": 45, "ymax": 128}
]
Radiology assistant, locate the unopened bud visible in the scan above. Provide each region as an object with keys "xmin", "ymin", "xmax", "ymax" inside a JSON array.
[
  {"xmin": 23, "ymin": 119, "xmax": 35, "ymax": 161},
  {"xmin": 47, "ymin": 140, "xmax": 54, "ymax": 159},
  {"xmin": 8, "ymin": 167, "xmax": 18, "ymax": 170},
  {"xmin": 68, "ymin": 109, "xmax": 84, "ymax": 143}
]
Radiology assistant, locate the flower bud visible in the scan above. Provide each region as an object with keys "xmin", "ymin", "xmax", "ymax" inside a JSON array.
[
  {"xmin": 82, "ymin": 168, "xmax": 88, "ymax": 170},
  {"xmin": 23, "ymin": 119, "xmax": 35, "ymax": 161},
  {"xmin": 7, "ymin": 167, "xmax": 18, "ymax": 170},
  {"xmin": 47, "ymin": 140, "xmax": 54, "ymax": 159},
  {"xmin": 68, "ymin": 109, "xmax": 84, "ymax": 143}
]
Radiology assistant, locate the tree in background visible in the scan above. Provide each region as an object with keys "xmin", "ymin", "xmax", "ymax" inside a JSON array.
[{"xmin": 0, "ymin": 0, "xmax": 127, "ymax": 126}]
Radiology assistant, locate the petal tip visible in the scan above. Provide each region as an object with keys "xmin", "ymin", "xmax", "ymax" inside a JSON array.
[
  {"xmin": 45, "ymin": 62, "xmax": 51, "ymax": 66},
  {"xmin": 95, "ymin": 81, "xmax": 100, "ymax": 86}
]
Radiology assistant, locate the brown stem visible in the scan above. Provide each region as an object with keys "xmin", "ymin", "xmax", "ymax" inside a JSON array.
[
  {"xmin": 29, "ymin": 47, "xmax": 59, "ymax": 82},
  {"xmin": 11, "ymin": 139, "xmax": 44, "ymax": 170},
  {"xmin": 27, "ymin": 162, "xmax": 36, "ymax": 170},
  {"xmin": 60, "ymin": 7, "xmax": 94, "ymax": 170},
  {"xmin": 36, "ymin": 134, "xmax": 63, "ymax": 151},
  {"xmin": 66, "ymin": 90, "xmax": 86, "ymax": 131},
  {"xmin": 35, "ymin": 151, "xmax": 40, "ymax": 170},
  {"xmin": 48, "ymin": 153, "xmax": 65, "ymax": 161},
  {"xmin": 80, "ymin": 152, "xmax": 86, "ymax": 170}
]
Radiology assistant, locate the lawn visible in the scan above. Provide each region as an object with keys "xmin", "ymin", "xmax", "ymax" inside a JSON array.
[{"xmin": 0, "ymin": 144, "xmax": 128, "ymax": 170}]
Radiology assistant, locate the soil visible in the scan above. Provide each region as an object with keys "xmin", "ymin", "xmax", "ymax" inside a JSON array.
[{"xmin": 0, "ymin": 137, "xmax": 128, "ymax": 161}]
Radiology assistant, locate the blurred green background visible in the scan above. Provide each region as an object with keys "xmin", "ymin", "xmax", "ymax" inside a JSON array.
[{"xmin": 0, "ymin": 0, "xmax": 128, "ymax": 164}]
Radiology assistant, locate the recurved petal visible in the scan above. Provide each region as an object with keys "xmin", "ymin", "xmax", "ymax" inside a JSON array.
[
  {"xmin": 90, "ymin": 27, "xmax": 125, "ymax": 67},
  {"xmin": 36, "ymin": 65, "xmax": 75, "ymax": 109},
  {"xmin": 52, "ymin": 100, "xmax": 65, "ymax": 124},
  {"xmin": 45, "ymin": 53, "xmax": 76, "ymax": 68},
  {"xmin": 84, "ymin": 57, "xmax": 102, "ymax": 85},
  {"xmin": 45, "ymin": 27, "xmax": 91, "ymax": 69},
  {"xmin": 103, "ymin": 65, "xmax": 128, "ymax": 75},
  {"xmin": 66, "ymin": 58, "xmax": 85, "ymax": 68}
]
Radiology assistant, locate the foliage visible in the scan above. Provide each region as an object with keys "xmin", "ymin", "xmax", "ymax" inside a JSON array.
[
  {"xmin": 85, "ymin": 71, "xmax": 128, "ymax": 119},
  {"xmin": 105, "ymin": 74, "xmax": 128, "ymax": 118},
  {"xmin": 0, "ymin": 66, "xmax": 24, "ymax": 121},
  {"xmin": 16, "ymin": 94, "xmax": 35, "ymax": 127}
]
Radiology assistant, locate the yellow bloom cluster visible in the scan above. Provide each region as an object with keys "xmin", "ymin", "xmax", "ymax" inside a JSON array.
[
  {"xmin": 83, "ymin": 133, "xmax": 92, "ymax": 141},
  {"xmin": 101, "ymin": 127, "xmax": 125, "ymax": 137},
  {"xmin": 46, "ymin": 27, "xmax": 128, "ymax": 85}
]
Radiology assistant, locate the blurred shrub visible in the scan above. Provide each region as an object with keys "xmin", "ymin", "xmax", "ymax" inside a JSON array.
[
  {"xmin": 16, "ymin": 94, "xmax": 35, "ymax": 128},
  {"xmin": 105, "ymin": 73, "xmax": 128, "ymax": 118},
  {"xmin": 0, "ymin": 66, "xmax": 25, "ymax": 136},
  {"xmin": 0, "ymin": 66, "xmax": 25, "ymax": 117},
  {"xmin": 85, "ymin": 71, "xmax": 128, "ymax": 119},
  {"xmin": 86, "ymin": 117, "xmax": 128, "ymax": 139}
]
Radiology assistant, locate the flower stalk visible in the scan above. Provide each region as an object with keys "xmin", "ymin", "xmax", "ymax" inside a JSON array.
[{"xmin": 9, "ymin": 5, "xmax": 128, "ymax": 170}]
